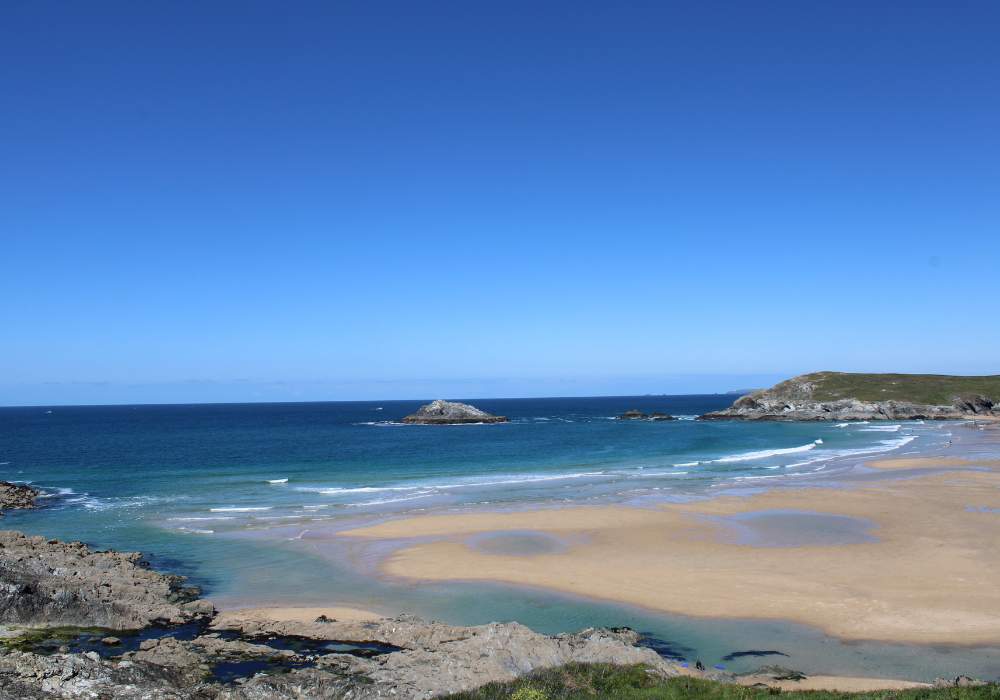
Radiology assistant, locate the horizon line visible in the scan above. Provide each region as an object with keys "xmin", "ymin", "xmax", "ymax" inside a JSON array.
[{"xmin": 0, "ymin": 390, "xmax": 749, "ymax": 410}]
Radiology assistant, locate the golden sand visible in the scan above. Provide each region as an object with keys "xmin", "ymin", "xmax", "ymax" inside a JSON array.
[
  {"xmin": 213, "ymin": 605, "xmax": 382, "ymax": 626},
  {"xmin": 342, "ymin": 460, "xmax": 1000, "ymax": 645},
  {"xmin": 736, "ymin": 674, "xmax": 929, "ymax": 691},
  {"xmin": 867, "ymin": 456, "xmax": 1000, "ymax": 470}
]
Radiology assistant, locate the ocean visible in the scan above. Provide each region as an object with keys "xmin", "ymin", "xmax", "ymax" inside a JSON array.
[{"xmin": 4, "ymin": 395, "xmax": 996, "ymax": 681}]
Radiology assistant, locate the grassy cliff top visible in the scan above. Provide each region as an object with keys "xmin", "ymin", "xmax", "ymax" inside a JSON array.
[{"xmin": 768, "ymin": 372, "xmax": 1000, "ymax": 405}]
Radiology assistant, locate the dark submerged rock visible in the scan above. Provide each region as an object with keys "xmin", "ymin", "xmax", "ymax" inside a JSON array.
[{"xmin": 618, "ymin": 410, "xmax": 675, "ymax": 421}]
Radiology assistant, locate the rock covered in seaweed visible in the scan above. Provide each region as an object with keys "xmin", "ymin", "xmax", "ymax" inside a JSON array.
[{"xmin": 402, "ymin": 399, "xmax": 508, "ymax": 424}]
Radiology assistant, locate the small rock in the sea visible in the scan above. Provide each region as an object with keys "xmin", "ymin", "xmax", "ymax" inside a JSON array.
[
  {"xmin": 402, "ymin": 400, "xmax": 508, "ymax": 424},
  {"xmin": 617, "ymin": 410, "xmax": 675, "ymax": 421},
  {"xmin": 0, "ymin": 481, "xmax": 40, "ymax": 514},
  {"xmin": 100, "ymin": 636, "xmax": 121, "ymax": 645}
]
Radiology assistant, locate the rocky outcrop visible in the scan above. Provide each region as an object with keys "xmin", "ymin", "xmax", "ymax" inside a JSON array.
[
  {"xmin": 618, "ymin": 410, "xmax": 675, "ymax": 421},
  {"xmin": 0, "ymin": 530, "xmax": 684, "ymax": 698},
  {"xmin": 701, "ymin": 396, "xmax": 969, "ymax": 422},
  {"xmin": 0, "ymin": 530, "xmax": 211, "ymax": 629},
  {"xmin": 701, "ymin": 373, "xmax": 1000, "ymax": 422},
  {"xmin": 402, "ymin": 400, "xmax": 508, "ymax": 424},
  {"xmin": 0, "ymin": 613, "xmax": 680, "ymax": 699},
  {"xmin": 0, "ymin": 482, "xmax": 39, "ymax": 514},
  {"xmin": 213, "ymin": 614, "xmax": 679, "ymax": 699}
]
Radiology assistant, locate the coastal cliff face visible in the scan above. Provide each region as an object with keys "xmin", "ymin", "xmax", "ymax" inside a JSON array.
[
  {"xmin": 403, "ymin": 400, "xmax": 508, "ymax": 424},
  {"xmin": 700, "ymin": 372, "xmax": 1000, "ymax": 421}
]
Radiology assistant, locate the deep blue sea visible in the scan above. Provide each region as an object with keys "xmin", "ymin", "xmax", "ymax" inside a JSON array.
[{"xmin": 5, "ymin": 395, "xmax": 993, "ymax": 681}]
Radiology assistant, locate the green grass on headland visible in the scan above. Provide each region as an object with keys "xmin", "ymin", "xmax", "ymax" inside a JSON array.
[
  {"xmin": 775, "ymin": 372, "xmax": 1000, "ymax": 405},
  {"xmin": 441, "ymin": 664, "xmax": 1000, "ymax": 700}
]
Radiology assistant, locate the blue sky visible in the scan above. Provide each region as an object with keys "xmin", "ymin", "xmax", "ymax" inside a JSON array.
[{"xmin": 2, "ymin": 2, "xmax": 998, "ymax": 405}]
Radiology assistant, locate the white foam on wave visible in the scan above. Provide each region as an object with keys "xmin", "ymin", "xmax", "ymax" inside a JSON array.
[
  {"xmin": 298, "ymin": 471, "xmax": 608, "ymax": 499},
  {"xmin": 859, "ymin": 425, "xmax": 901, "ymax": 432},
  {"xmin": 267, "ymin": 478, "xmax": 289, "ymax": 484},
  {"xmin": 169, "ymin": 516, "xmax": 235, "ymax": 521},
  {"xmin": 431, "ymin": 472, "xmax": 606, "ymax": 490},
  {"xmin": 209, "ymin": 506, "xmax": 272, "ymax": 513},
  {"xmin": 177, "ymin": 527, "xmax": 214, "ymax": 535},
  {"xmin": 712, "ymin": 440, "xmax": 822, "ymax": 463},
  {"xmin": 674, "ymin": 461, "xmax": 699, "ymax": 467},
  {"xmin": 761, "ymin": 435, "xmax": 921, "ymax": 473},
  {"xmin": 296, "ymin": 485, "xmax": 418, "ymax": 495},
  {"xmin": 835, "ymin": 423, "xmax": 850, "ymax": 428},
  {"xmin": 36, "ymin": 486, "xmax": 76, "ymax": 498},
  {"xmin": 347, "ymin": 492, "xmax": 436, "ymax": 507},
  {"xmin": 80, "ymin": 494, "xmax": 185, "ymax": 511}
]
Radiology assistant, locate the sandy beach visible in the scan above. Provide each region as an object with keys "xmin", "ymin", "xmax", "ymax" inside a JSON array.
[
  {"xmin": 213, "ymin": 605, "xmax": 383, "ymax": 626},
  {"xmin": 342, "ymin": 427, "xmax": 1000, "ymax": 646}
]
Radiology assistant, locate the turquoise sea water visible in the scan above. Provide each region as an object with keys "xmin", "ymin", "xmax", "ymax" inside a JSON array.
[{"xmin": 2, "ymin": 396, "xmax": 997, "ymax": 681}]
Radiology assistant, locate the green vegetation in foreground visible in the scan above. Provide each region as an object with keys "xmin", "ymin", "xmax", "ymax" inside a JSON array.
[
  {"xmin": 775, "ymin": 372, "xmax": 1000, "ymax": 405},
  {"xmin": 441, "ymin": 664, "xmax": 1000, "ymax": 700}
]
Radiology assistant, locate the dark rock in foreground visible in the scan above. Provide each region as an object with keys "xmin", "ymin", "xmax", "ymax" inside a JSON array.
[
  {"xmin": 618, "ymin": 410, "xmax": 675, "ymax": 421},
  {"xmin": 0, "ymin": 482, "xmax": 39, "ymax": 515},
  {"xmin": 700, "ymin": 372, "xmax": 1000, "ymax": 421},
  {"xmin": 0, "ymin": 530, "xmax": 211, "ymax": 629},
  {"xmin": 402, "ymin": 400, "xmax": 508, "ymax": 424}
]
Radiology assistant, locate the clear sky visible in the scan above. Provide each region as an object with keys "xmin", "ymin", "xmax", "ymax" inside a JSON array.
[{"xmin": 2, "ymin": 2, "xmax": 998, "ymax": 405}]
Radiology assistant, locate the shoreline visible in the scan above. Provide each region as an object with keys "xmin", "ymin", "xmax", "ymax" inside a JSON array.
[
  {"xmin": 5, "ymin": 418, "xmax": 998, "ymax": 691},
  {"xmin": 338, "ymin": 422, "xmax": 1000, "ymax": 647}
]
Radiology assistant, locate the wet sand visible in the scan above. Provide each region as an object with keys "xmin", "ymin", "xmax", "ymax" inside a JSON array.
[
  {"xmin": 214, "ymin": 605, "xmax": 382, "ymax": 626},
  {"xmin": 735, "ymin": 674, "xmax": 929, "ymax": 692},
  {"xmin": 868, "ymin": 456, "xmax": 1000, "ymax": 470},
  {"xmin": 342, "ymin": 436, "xmax": 1000, "ymax": 646}
]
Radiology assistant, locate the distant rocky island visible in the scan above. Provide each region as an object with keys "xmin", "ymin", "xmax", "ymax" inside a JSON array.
[
  {"xmin": 701, "ymin": 371, "xmax": 1000, "ymax": 421},
  {"xmin": 617, "ymin": 410, "xmax": 675, "ymax": 421},
  {"xmin": 402, "ymin": 400, "xmax": 508, "ymax": 424}
]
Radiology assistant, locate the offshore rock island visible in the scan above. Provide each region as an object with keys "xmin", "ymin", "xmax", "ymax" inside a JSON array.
[
  {"xmin": 402, "ymin": 400, "xmax": 508, "ymax": 424},
  {"xmin": 700, "ymin": 371, "xmax": 1000, "ymax": 421}
]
